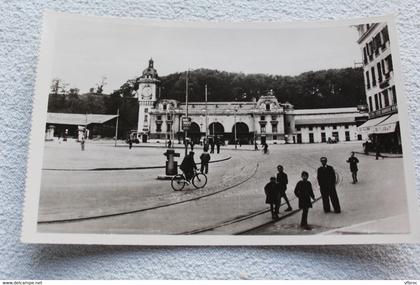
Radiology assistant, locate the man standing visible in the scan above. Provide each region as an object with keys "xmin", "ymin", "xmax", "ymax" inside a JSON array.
[
  {"xmin": 216, "ymin": 139, "xmax": 221, "ymax": 154},
  {"xmin": 210, "ymin": 139, "xmax": 215, "ymax": 154},
  {"xmin": 346, "ymin": 152, "xmax": 359, "ymax": 184},
  {"xmin": 317, "ymin": 157, "xmax": 341, "ymax": 213},
  {"xmin": 276, "ymin": 165, "xmax": 292, "ymax": 211},
  {"xmin": 200, "ymin": 148, "xmax": 211, "ymax": 174}
]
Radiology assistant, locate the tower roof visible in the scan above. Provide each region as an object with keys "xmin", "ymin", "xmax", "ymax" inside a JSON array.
[{"xmin": 141, "ymin": 58, "xmax": 159, "ymax": 79}]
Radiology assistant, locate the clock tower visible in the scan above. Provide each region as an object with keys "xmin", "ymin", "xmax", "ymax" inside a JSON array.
[{"xmin": 137, "ymin": 58, "xmax": 159, "ymax": 142}]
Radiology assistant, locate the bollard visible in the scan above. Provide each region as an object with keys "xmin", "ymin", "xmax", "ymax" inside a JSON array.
[{"xmin": 163, "ymin": 149, "xmax": 180, "ymax": 176}]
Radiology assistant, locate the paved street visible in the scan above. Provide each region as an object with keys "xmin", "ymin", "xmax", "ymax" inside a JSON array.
[{"xmin": 38, "ymin": 140, "xmax": 409, "ymax": 235}]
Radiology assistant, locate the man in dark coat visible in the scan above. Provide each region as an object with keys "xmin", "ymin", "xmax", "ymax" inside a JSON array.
[
  {"xmin": 294, "ymin": 171, "xmax": 315, "ymax": 230},
  {"xmin": 276, "ymin": 165, "xmax": 292, "ymax": 211},
  {"xmin": 346, "ymin": 151, "xmax": 359, "ymax": 184},
  {"xmin": 210, "ymin": 139, "xmax": 215, "ymax": 153},
  {"xmin": 199, "ymin": 149, "xmax": 211, "ymax": 174},
  {"xmin": 317, "ymin": 156, "xmax": 341, "ymax": 213},
  {"xmin": 180, "ymin": 151, "xmax": 197, "ymax": 182},
  {"xmin": 216, "ymin": 139, "xmax": 221, "ymax": 154},
  {"xmin": 264, "ymin": 176, "xmax": 281, "ymax": 220}
]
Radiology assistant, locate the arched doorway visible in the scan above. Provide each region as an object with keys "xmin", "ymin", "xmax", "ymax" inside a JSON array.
[
  {"xmin": 188, "ymin": 122, "xmax": 201, "ymax": 144},
  {"xmin": 209, "ymin": 122, "xmax": 225, "ymax": 144},
  {"xmin": 231, "ymin": 122, "xmax": 252, "ymax": 144}
]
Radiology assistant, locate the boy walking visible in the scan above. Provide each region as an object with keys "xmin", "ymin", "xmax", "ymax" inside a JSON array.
[
  {"xmin": 276, "ymin": 165, "xmax": 292, "ymax": 211},
  {"xmin": 346, "ymin": 152, "xmax": 359, "ymax": 183},
  {"xmin": 264, "ymin": 176, "xmax": 280, "ymax": 220},
  {"xmin": 294, "ymin": 171, "xmax": 315, "ymax": 230}
]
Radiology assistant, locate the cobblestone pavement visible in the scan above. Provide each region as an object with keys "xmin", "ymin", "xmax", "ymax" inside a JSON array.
[{"xmin": 37, "ymin": 141, "xmax": 409, "ymax": 235}]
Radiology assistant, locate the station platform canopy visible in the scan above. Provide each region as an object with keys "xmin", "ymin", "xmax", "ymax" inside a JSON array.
[{"xmin": 46, "ymin": 113, "xmax": 118, "ymax": 126}]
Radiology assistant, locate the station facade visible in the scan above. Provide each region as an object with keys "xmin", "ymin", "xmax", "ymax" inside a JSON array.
[{"xmin": 136, "ymin": 59, "xmax": 368, "ymax": 145}]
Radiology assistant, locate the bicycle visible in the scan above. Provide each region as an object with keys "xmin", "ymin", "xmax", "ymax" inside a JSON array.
[{"xmin": 171, "ymin": 169, "xmax": 208, "ymax": 191}]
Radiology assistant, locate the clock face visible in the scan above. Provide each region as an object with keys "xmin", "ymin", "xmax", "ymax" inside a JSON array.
[{"xmin": 141, "ymin": 86, "xmax": 153, "ymax": 100}]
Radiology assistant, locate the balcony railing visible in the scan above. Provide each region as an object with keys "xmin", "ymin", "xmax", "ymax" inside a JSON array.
[{"xmin": 369, "ymin": 104, "xmax": 398, "ymax": 118}]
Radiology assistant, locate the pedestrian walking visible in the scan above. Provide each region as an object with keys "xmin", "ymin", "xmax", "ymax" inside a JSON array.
[
  {"xmin": 168, "ymin": 139, "xmax": 172, "ymax": 148},
  {"xmin": 263, "ymin": 142, "xmax": 268, "ymax": 154},
  {"xmin": 346, "ymin": 152, "xmax": 359, "ymax": 183},
  {"xmin": 254, "ymin": 141, "xmax": 258, "ymax": 151},
  {"xmin": 80, "ymin": 136, "xmax": 85, "ymax": 151},
  {"xmin": 276, "ymin": 165, "xmax": 292, "ymax": 211},
  {"xmin": 294, "ymin": 171, "xmax": 315, "ymax": 230},
  {"xmin": 216, "ymin": 140, "xmax": 221, "ymax": 154},
  {"xmin": 128, "ymin": 138, "xmax": 133, "ymax": 149},
  {"xmin": 200, "ymin": 148, "xmax": 211, "ymax": 174},
  {"xmin": 210, "ymin": 139, "xmax": 215, "ymax": 154},
  {"xmin": 264, "ymin": 176, "xmax": 281, "ymax": 220},
  {"xmin": 317, "ymin": 156, "xmax": 341, "ymax": 213}
]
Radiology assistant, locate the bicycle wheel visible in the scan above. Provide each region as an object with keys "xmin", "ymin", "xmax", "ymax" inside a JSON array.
[
  {"xmin": 171, "ymin": 174, "xmax": 186, "ymax": 191},
  {"xmin": 192, "ymin": 173, "xmax": 207, "ymax": 189}
]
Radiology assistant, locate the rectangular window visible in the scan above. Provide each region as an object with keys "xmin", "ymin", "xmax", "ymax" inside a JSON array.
[
  {"xmin": 271, "ymin": 115, "xmax": 277, "ymax": 121},
  {"xmin": 272, "ymin": 125, "xmax": 278, "ymax": 133},
  {"xmin": 157, "ymin": 115, "xmax": 162, "ymax": 120},
  {"xmin": 167, "ymin": 114, "xmax": 172, "ymax": 120},
  {"xmin": 163, "ymin": 104, "xmax": 167, "ymax": 110},
  {"xmin": 321, "ymin": 126, "xmax": 325, "ymax": 130},
  {"xmin": 266, "ymin": 104, "xmax": 270, "ymax": 111},
  {"xmin": 309, "ymin": 133, "xmax": 314, "ymax": 143},
  {"xmin": 332, "ymin": 131, "xmax": 339, "ymax": 140},
  {"xmin": 365, "ymin": 71, "xmax": 370, "ymax": 89},
  {"xmin": 345, "ymin": 125, "xmax": 349, "ymax": 129},
  {"xmin": 363, "ymin": 46, "xmax": 367, "ymax": 62},
  {"xmin": 392, "ymin": 86, "xmax": 397, "ymax": 104},
  {"xmin": 374, "ymin": 94, "xmax": 379, "ymax": 110},
  {"xmin": 321, "ymin": 132, "xmax": 326, "ymax": 143},
  {"xmin": 371, "ymin": 66, "xmax": 376, "ymax": 87},
  {"xmin": 333, "ymin": 125, "xmax": 337, "ymax": 130},
  {"xmin": 309, "ymin": 126, "xmax": 313, "ymax": 131},
  {"xmin": 156, "ymin": 123, "xmax": 162, "ymax": 133},
  {"xmin": 273, "ymin": 135, "xmax": 277, "ymax": 140},
  {"xmin": 144, "ymin": 108, "xmax": 148, "ymax": 113},
  {"xmin": 383, "ymin": 89, "xmax": 389, "ymax": 107},
  {"xmin": 369, "ymin": 96, "xmax": 373, "ymax": 112},
  {"xmin": 378, "ymin": 93, "xmax": 383, "ymax": 109},
  {"xmin": 261, "ymin": 126, "xmax": 266, "ymax": 133},
  {"xmin": 166, "ymin": 123, "xmax": 171, "ymax": 132},
  {"xmin": 144, "ymin": 114, "xmax": 148, "ymax": 123},
  {"xmin": 382, "ymin": 26, "xmax": 389, "ymax": 44},
  {"xmin": 260, "ymin": 115, "xmax": 265, "ymax": 121},
  {"xmin": 296, "ymin": 126, "xmax": 301, "ymax": 131},
  {"xmin": 377, "ymin": 62, "xmax": 383, "ymax": 82},
  {"xmin": 345, "ymin": 131, "xmax": 350, "ymax": 141}
]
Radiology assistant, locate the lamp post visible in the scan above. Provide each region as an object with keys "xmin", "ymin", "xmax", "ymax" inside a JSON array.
[
  {"xmin": 184, "ymin": 70, "xmax": 189, "ymax": 157},
  {"xmin": 234, "ymin": 108, "xmax": 237, "ymax": 149}
]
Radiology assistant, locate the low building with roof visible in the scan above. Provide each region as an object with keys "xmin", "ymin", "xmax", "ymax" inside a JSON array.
[{"xmin": 45, "ymin": 112, "xmax": 118, "ymax": 140}]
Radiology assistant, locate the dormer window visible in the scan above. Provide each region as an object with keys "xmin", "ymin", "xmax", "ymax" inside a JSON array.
[
  {"xmin": 266, "ymin": 104, "xmax": 270, "ymax": 111},
  {"xmin": 163, "ymin": 104, "xmax": 167, "ymax": 111}
]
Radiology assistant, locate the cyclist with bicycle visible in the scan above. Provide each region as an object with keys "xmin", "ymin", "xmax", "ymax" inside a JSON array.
[{"xmin": 180, "ymin": 151, "xmax": 197, "ymax": 184}]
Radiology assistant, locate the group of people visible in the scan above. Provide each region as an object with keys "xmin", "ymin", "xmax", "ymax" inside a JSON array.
[
  {"xmin": 179, "ymin": 147, "xmax": 212, "ymax": 184},
  {"xmin": 264, "ymin": 154, "xmax": 359, "ymax": 230}
]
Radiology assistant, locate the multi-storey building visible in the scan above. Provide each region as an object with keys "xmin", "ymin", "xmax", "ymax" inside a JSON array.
[{"xmin": 356, "ymin": 23, "xmax": 401, "ymax": 153}]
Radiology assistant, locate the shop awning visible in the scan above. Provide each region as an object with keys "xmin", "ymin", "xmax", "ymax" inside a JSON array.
[{"xmin": 358, "ymin": 113, "xmax": 399, "ymax": 134}]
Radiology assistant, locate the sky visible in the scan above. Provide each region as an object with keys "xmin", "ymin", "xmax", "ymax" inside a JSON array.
[{"xmin": 51, "ymin": 16, "xmax": 362, "ymax": 94}]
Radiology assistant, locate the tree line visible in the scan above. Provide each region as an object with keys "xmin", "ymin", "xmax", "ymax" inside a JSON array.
[{"xmin": 47, "ymin": 67, "xmax": 366, "ymax": 136}]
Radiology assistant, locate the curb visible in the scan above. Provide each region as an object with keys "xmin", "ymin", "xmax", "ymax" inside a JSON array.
[{"xmin": 43, "ymin": 156, "xmax": 231, "ymax": 172}]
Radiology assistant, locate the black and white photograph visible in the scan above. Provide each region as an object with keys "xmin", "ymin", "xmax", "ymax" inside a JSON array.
[{"xmin": 22, "ymin": 12, "xmax": 419, "ymax": 245}]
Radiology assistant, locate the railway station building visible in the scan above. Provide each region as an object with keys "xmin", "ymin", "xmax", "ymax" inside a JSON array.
[{"xmin": 137, "ymin": 59, "xmax": 369, "ymax": 145}]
